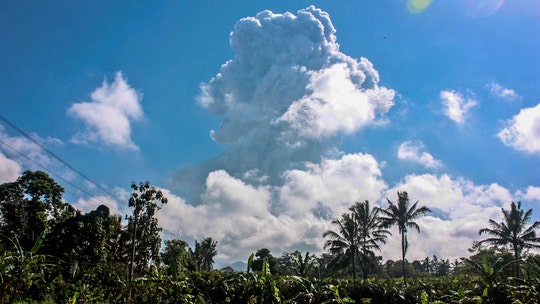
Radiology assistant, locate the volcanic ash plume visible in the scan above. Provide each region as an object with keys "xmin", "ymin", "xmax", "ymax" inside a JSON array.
[{"xmin": 173, "ymin": 6, "xmax": 395, "ymax": 198}]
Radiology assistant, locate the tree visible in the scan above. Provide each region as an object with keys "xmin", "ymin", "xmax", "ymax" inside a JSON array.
[
  {"xmin": 161, "ymin": 238, "xmax": 191, "ymax": 277},
  {"xmin": 250, "ymin": 248, "xmax": 276, "ymax": 273},
  {"xmin": 125, "ymin": 181, "xmax": 167, "ymax": 281},
  {"xmin": 323, "ymin": 212, "xmax": 360, "ymax": 284},
  {"xmin": 478, "ymin": 201, "xmax": 540, "ymax": 277},
  {"xmin": 188, "ymin": 237, "xmax": 218, "ymax": 272},
  {"xmin": 349, "ymin": 200, "xmax": 390, "ymax": 282},
  {"xmin": 276, "ymin": 251, "xmax": 317, "ymax": 277},
  {"xmin": 0, "ymin": 170, "xmax": 72, "ymax": 251},
  {"xmin": 379, "ymin": 191, "xmax": 431, "ymax": 284},
  {"xmin": 43, "ymin": 204, "xmax": 122, "ymax": 279}
]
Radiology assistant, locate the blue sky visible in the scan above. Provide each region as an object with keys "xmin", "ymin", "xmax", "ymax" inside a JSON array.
[{"xmin": 1, "ymin": 0, "xmax": 539, "ymax": 264}]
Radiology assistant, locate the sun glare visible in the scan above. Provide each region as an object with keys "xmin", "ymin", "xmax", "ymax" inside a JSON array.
[{"xmin": 407, "ymin": 0, "xmax": 433, "ymax": 14}]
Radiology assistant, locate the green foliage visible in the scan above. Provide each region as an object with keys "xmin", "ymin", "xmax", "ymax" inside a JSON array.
[
  {"xmin": 0, "ymin": 234, "xmax": 59, "ymax": 303},
  {"xmin": 379, "ymin": 191, "xmax": 431, "ymax": 284},
  {"xmin": 251, "ymin": 248, "xmax": 277, "ymax": 273},
  {"xmin": 276, "ymin": 251, "xmax": 318, "ymax": 277},
  {"xmin": 0, "ymin": 170, "xmax": 71, "ymax": 251},
  {"xmin": 323, "ymin": 201, "xmax": 389, "ymax": 284},
  {"xmin": 461, "ymin": 254, "xmax": 514, "ymax": 303},
  {"xmin": 161, "ymin": 238, "xmax": 191, "ymax": 277},
  {"xmin": 188, "ymin": 237, "xmax": 218, "ymax": 272},
  {"xmin": 478, "ymin": 201, "xmax": 540, "ymax": 277},
  {"xmin": 125, "ymin": 181, "xmax": 168, "ymax": 279},
  {"xmin": 350, "ymin": 201, "xmax": 390, "ymax": 282}
]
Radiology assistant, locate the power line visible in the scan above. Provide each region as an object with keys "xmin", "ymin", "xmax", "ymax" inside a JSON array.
[
  {"xmin": 0, "ymin": 114, "xmax": 182, "ymax": 239},
  {"xmin": 0, "ymin": 114, "xmax": 123, "ymax": 205},
  {"xmin": 0, "ymin": 138, "xmax": 123, "ymax": 214}
]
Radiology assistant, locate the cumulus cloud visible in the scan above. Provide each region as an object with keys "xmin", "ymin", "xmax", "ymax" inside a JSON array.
[
  {"xmin": 71, "ymin": 188, "xmax": 127, "ymax": 215},
  {"xmin": 488, "ymin": 82, "xmax": 520, "ymax": 101},
  {"xmin": 381, "ymin": 174, "xmax": 515, "ymax": 261},
  {"xmin": 497, "ymin": 102, "xmax": 540, "ymax": 154},
  {"xmin": 519, "ymin": 186, "xmax": 540, "ymax": 202},
  {"xmin": 397, "ymin": 141, "xmax": 442, "ymax": 168},
  {"xmin": 440, "ymin": 90, "xmax": 477, "ymax": 124},
  {"xmin": 158, "ymin": 180, "xmax": 325, "ymax": 263},
  {"xmin": 164, "ymin": 164, "xmax": 533, "ymax": 264},
  {"xmin": 68, "ymin": 72, "xmax": 144, "ymax": 150},
  {"xmin": 0, "ymin": 150, "xmax": 20, "ymax": 183},
  {"xmin": 0, "ymin": 125, "xmax": 63, "ymax": 179},
  {"xmin": 173, "ymin": 6, "xmax": 395, "ymax": 198},
  {"xmin": 162, "ymin": 152, "xmax": 387, "ymax": 264},
  {"xmin": 278, "ymin": 153, "xmax": 387, "ymax": 216}
]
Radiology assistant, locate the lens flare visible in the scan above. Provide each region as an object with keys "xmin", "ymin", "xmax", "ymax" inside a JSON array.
[
  {"xmin": 462, "ymin": 0, "xmax": 505, "ymax": 17},
  {"xmin": 407, "ymin": 0, "xmax": 433, "ymax": 14}
]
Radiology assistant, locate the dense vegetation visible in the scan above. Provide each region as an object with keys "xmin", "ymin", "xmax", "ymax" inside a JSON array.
[{"xmin": 1, "ymin": 170, "xmax": 539, "ymax": 303}]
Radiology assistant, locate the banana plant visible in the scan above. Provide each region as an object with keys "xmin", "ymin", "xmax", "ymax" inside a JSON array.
[
  {"xmin": 461, "ymin": 254, "xmax": 513, "ymax": 303},
  {"xmin": 0, "ymin": 233, "xmax": 58, "ymax": 303}
]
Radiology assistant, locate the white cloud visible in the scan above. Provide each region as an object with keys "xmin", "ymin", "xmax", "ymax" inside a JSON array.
[
  {"xmin": 68, "ymin": 72, "xmax": 144, "ymax": 150},
  {"xmin": 520, "ymin": 186, "xmax": 540, "ymax": 202},
  {"xmin": 381, "ymin": 174, "xmax": 514, "ymax": 261},
  {"xmin": 202, "ymin": 170, "xmax": 271, "ymax": 217},
  {"xmin": 279, "ymin": 153, "xmax": 387, "ymax": 216},
  {"xmin": 71, "ymin": 193, "xmax": 124, "ymax": 215},
  {"xmin": 440, "ymin": 90, "xmax": 477, "ymax": 124},
  {"xmin": 488, "ymin": 82, "xmax": 520, "ymax": 101},
  {"xmin": 158, "ymin": 174, "xmax": 330, "ymax": 264},
  {"xmin": 0, "ymin": 150, "xmax": 21, "ymax": 183},
  {"xmin": 497, "ymin": 102, "xmax": 540, "ymax": 154},
  {"xmin": 0, "ymin": 125, "xmax": 61, "ymax": 178},
  {"xmin": 162, "ymin": 152, "xmax": 387, "ymax": 264},
  {"xmin": 164, "ymin": 164, "xmax": 538, "ymax": 264},
  {"xmin": 397, "ymin": 141, "xmax": 442, "ymax": 168},
  {"xmin": 278, "ymin": 63, "xmax": 394, "ymax": 140}
]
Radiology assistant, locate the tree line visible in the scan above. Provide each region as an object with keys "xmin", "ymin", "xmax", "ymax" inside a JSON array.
[{"xmin": 1, "ymin": 170, "xmax": 539, "ymax": 303}]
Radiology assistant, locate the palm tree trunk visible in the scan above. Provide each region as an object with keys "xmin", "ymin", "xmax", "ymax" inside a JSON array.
[
  {"xmin": 352, "ymin": 251, "xmax": 356, "ymax": 285},
  {"xmin": 401, "ymin": 232, "xmax": 407, "ymax": 285},
  {"xmin": 513, "ymin": 245, "xmax": 520, "ymax": 278},
  {"xmin": 362, "ymin": 236, "xmax": 367, "ymax": 282}
]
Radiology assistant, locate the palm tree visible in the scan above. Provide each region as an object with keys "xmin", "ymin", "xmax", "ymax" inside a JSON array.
[
  {"xmin": 323, "ymin": 201, "xmax": 389, "ymax": 284},
  {"xmin": 478, "ymin": 201, "xmax": 540, "ymax": 277},
  {"xmin": 349, "ymin": 200, "xmax": 390, "ymax": 282},
  {"xmin": 189, "ymin": 237, "xmax": 218, "ymax": 271},
  {"xmin": 323, "ymin": 212, "xmax": 360, "ymax": 284},
  {"xmin": 379, "ymin": 191, "xmax": 431, "ymax": 284}
]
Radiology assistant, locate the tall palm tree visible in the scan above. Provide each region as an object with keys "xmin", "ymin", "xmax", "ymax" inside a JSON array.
[
  {"xmin": 190, "ymin": 237, "xmax": 218, "ymax": 271},
  {"xmin": 323, "ymin": 212, "xmax": 360, "ymax": 283},
  {"xmin": 478, "ymin": 201, "xmax": 540, "ymax": 277},
  {"xmin": 379, "ymin": 191, "xmax": 431, "ymax": 284},
  {"xmin": 349, "ymin": 200, "xmax": 390, "ymax": 282},
  {"xmin": 323, "ymin": 201, "xmax": 389, "ymax": 284}
]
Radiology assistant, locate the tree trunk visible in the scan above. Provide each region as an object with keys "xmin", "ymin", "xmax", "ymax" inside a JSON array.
[
  {"xmin": 128, "ymin": 213, "xmax": 138, "ymax": 303},
  {"xmin": 352, "ymin": 250, "xmax": 356, "ymax": 285},
  {"xmin": 362, "ymin": 238, "xmax": 367, "ymax": 282},
  {"xmin": 513, "ymin": 245, "xmax": 520, "ymax": 278},
  {"xmin": 401, "ymin": 232, "xmax": 407, "ymax": 285}
]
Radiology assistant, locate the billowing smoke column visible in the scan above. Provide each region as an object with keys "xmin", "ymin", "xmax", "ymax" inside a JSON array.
[{"xmin": 172, "ymin": 6, "xmax": 395, "ymax": 199}]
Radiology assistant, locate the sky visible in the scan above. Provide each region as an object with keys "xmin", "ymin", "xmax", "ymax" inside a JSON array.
[{"xmin": 1, "ymin": 0, "xmax": 539, "ymax": 266}]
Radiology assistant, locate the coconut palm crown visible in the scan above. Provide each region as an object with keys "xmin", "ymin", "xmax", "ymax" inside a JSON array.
[{"xmin": 478, "ymin": 201, "xmax": 540, "ymax": 277}]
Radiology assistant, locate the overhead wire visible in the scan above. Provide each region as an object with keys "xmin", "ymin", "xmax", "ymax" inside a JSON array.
[
  {"xmin": 0, "ymin": 137, "xmax": 123, "ymax": 215},
  {"xmin": 0, "ymin": 114, "xmax": 122, "ymax": 203},
  {"xmin": 0, "ymin": 114, "xmax": 182, "ymax": 240}
]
